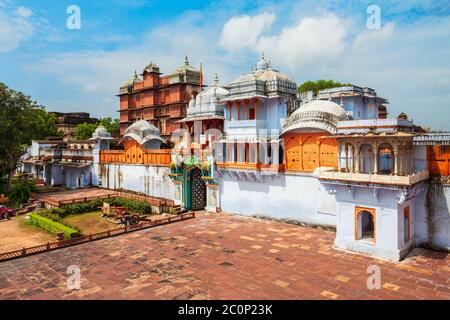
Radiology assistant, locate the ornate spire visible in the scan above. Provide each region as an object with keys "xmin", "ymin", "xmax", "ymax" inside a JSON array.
[
  {"xmin": 213, "ymin": 73, "xmax": 219, "ymax": 86},
  {"xmin": 184, "ymin": 55, "xmax": 189, "ymax": 65},
  {"xmin": 256, "ymin": 52, "xmax": 269, "ymax": 71},
  {"xmin": 133, "ymin": 70, "xmax": 140, "ymax": 82}
]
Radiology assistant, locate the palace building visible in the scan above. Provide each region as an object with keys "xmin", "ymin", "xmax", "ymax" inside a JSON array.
[
  {"xmin": 23, "ymin": 54, "xmax": 450, "ymax": 261},
  {"xmin": 118, "ymin": 57, "xmax": 201, "ymax": 140}
]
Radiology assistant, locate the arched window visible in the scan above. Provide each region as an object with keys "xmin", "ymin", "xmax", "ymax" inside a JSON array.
[
  {"xmin": 379, "ymin": 143, "xmax": 394, "ymax": 175},
  {"xmin": 355, "ymin": 207, "xmax": 376, "ymax": 243},
  {"xmin": 360, "ymin": 144, "xmax": 374, "ymax": 174}
]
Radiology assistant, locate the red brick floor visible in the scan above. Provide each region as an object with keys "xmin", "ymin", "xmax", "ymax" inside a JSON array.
[
  {"xmin": 0, "ymin": 212, "xmax": 449, "ymax": 300},
  {"xmin": 35, "ymin": 188, "xmax": 117, "ymax": 205}
]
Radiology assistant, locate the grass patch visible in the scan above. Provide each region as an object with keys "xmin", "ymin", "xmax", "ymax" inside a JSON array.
[{"xmin": 62, "ymin": 211, "xmax": 117, "ymax": 235}]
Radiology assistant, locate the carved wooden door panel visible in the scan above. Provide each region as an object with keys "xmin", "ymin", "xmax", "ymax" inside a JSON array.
[{"xmin": 190, "ymin": 169, "xmax": 206, "ymax": 211}]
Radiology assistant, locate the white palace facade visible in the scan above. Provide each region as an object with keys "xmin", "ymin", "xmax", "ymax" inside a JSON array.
[{"xmin": 25, "ymin": 55, "xmax": 450, "ymax": 261}]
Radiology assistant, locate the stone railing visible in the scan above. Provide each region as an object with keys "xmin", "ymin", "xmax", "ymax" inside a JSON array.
[{"xmin": 318, "ymin": 168, "xmax": 429, "ymax": 186}]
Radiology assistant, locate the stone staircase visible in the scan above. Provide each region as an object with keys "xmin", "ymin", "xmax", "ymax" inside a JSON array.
[
  {"xmin": 172, "ymin": 204, "xmax": 189, "ymax": 215},
  {"xmin": 14, "ymin": 198, "xmax": 43, "ymax": 216}
]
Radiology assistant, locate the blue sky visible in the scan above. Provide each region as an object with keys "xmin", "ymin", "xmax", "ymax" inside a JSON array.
[{"xmin": 1, "ymin": 0, "xmax": 450, "ymax": 130}]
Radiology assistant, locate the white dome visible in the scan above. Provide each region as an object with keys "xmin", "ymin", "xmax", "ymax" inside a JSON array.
[
  {"xmin": 121, "ymin": 120, "xmax": 164, "ymax": 145},
  {"xmin": 90, "ymin": 125, "xmax": 114, "ymax": 141},
  {"xmin": 282, "ymin": 99, "xmax": 347, "ymax": 135},
  {"xmin": 295, "ymin": 100, "xmax": 347, "ymax": 119},
  {"xmin": 187, "ymin": 74, "xmax": 228, "ymax": 117},
  {"xmin": 227, "ymin": 54, "xmax": 297, "ymax": 98}
]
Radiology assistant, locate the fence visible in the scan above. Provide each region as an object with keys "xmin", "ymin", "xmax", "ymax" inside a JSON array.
[{"xmin": 0, "ymin": 211, "xmax": 195, "ymax": 263}]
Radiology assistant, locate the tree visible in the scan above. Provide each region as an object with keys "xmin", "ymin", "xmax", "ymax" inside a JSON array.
[
  {"xmin": 74, "ymin": 117, "xmax": 120, "ymax": 140},
  {"xmin": 100, "ymin": 117, "xmax": 120, "ymax": 136},
  {"xmin": 74, "ymin": 122, "xmax": 98, "ymax": 140},
  {"xmin": 0, "ymin": 82, "xmax": 60, "ymax": 191},
  {"xmin": 298, "ymin": 80, "xmax": 352, "ymax": 95}
]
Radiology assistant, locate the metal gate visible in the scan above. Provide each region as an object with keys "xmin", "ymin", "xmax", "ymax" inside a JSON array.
[{"xmin": 189, "ymin": 168, "xmax": 206, "ymax": 211}]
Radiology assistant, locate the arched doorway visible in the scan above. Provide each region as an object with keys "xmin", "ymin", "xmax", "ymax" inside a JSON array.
[
  {"xmin": 355, "ymin": 207, "xmax": 376, "ymax": 243},
  {"xmin": 184, "ymin": 166, "xmax": 206, "ymax": 211}
]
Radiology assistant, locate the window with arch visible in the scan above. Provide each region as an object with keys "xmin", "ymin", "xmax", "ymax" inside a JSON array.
[{"xmin": 355, "ymin": 207, "xmax": 376, "ymax": 244}]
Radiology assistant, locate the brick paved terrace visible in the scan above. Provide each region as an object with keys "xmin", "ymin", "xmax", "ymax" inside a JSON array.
[{"xmin": 0, "ymin": 212, "xmax": 449, "ymax": 300}]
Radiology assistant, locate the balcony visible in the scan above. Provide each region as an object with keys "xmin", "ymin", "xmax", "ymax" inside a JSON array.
[
  {"xmin": 62, "ymin": 149, "xmax": 93, "ymax": 162},
  {"xmin": 317, "ymin": 168, "xmax": 429, "ymax": 186},
  {"xmin": 225, "ymin": 120, "xmax": 268, "ymax": 139},
  {"xmin": 42, "ymin": 149, "xmax": 62, "ymax": 160},
  {"xmin": 337, "ymin": 118, "xmax": 414, "ymax": 134}
]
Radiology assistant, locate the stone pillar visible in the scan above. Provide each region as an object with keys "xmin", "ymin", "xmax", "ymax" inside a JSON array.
[
  {"xmin": 394, "ymin": 143, "xmax": 399, "ymax": 176},
  {"xmin": 337, "ymin": 142, "xmax": 342, "ymax": 172},
  {"xmin": 373, "ymin": 142, "xmax": 378, "ymax": 174},
  {"xmin": 399, "ymin": 143, "xmax": 405, "ymax": 176},
  {"xmin": 355, "ymin": 147, "xmax": 360, "ymax": 174},
  {"xmin": 408, "ymin": 143, "xmax": 413, "ymax": 174},
  {"xmin": 345, "ymin": 144, "xmax": 349, "ymax": 173}
]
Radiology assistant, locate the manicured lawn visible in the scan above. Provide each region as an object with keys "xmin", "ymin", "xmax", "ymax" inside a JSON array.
[{"xmin": 62, "ymin": 211, "xmax": 118, "ymax": 235}]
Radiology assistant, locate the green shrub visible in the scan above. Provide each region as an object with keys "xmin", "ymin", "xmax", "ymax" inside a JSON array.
[
  {"xmin": 104, "ymin": 197, "xmax": 152, "ymax": 215},
  {"xmin": 60, "ymin": 197, "xmax": 152, "ymax": 216},
  {"xmin": 9, "ymin": 178, "xmax": 36, "ymax": 204},
  {"xmin": 36, "ymin": 208, "xmax": 81, "ymax": 232},
  {"xmin": 28, "ymin": 213, "xmax": 81, "ymax": 239},
  {"xmin": 60, "ymin": 199, "xmax": 102, "ymax": 216}
]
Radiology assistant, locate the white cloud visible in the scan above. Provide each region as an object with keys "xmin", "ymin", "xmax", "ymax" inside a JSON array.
[
  {"xmin": 219, "ymin": 12, "xmax": 276, "ymax": 52},
  {"xmin": 258, "ymin": 14, "xmax": 349, "ymax": 69},
  {"xmin": 353, "ymin": 22, "xmax": 395, "ymax": 50},
  {"xmin": 0, "ymin": 6, "xmax": 33, "ymax": 53},
  {"xmin": 15, "ymin": 6, "xmax": 33, "ymax": 18}
]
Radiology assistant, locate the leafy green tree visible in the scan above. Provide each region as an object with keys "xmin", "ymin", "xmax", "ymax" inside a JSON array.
[
  {"xmin": 74, "ymin": 122, "xmax": 98, "ymax": 140},
  {"xmin": 74, "ymin": 117, "xmax": 120, "ymax": 140},
  {"xmin": 0, "ymin": 82, "xmax": 60, "ymax": 191},
  {"xmin": 298, "ymin": 80, "xmax": 352, "ymax": 95},
  {"xmin": 100, "ymin": 117, "xmax": 120, "ymax": 136}
]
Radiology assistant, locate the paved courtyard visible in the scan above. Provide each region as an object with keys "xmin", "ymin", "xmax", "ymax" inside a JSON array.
[
  {"xmin": 35, "ymin": 188, "xmax": 118, "ymax": 205},
  {"xmin": 0, "ymin": 212, "xmax": 449, "ymax": 300}
]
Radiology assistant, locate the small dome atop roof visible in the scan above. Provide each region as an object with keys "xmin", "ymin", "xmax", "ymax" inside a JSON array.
[
  {"xmin": 120, "ymin": 70, "xmax": 141, "ymax": 88},
  {"xmin": 187, "ymin": 74, "xmax": 229, "ymax": 117},
  {"xmin": 143, "ymin": 62, "xmax": 159, "ymax": 73},
  {"xmin": 227, "ymin": 54, "xmax": 297, "ymax": 97},
  {"xmin": 90, "ymin": 125, "xmax": 114, "ymax": 141},
  {"xmin": 173, "ymin": 56, "xmax": 198, "ymax": 74},
  {"xmin": 282, "ymin": 100, "xmax": 347, "ymax": 135},
  {"xmin": 296, "ymin": 100, "xmax": 347, "ymax": 119},
  {"xmin": 121, "ymin": 120, "xmax": 164, "ymax": 146},
  {"xmin": 255, "ymin": 52, "xmax": 269, "ymax": 71}
]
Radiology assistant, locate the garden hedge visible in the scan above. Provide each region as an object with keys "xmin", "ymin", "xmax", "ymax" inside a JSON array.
[
  {"xmin": 28, "ymin": 213, "xmax": 81, "ymax": 240},
  {"xmin": 60, "ymin": 197, "xmax": 152, "ymax": 216}
]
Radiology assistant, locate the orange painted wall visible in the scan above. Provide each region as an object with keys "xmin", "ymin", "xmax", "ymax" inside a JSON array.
[
  {"xmin": 284, "ymin": 133, "xmax": 338, "ymax": 172},
  {"xmin": 427, "ymin": 145, "xmax": 450, "ymax": 176},
  {"xmin": 99, "ymin": 140, "xmax": 170, "ymax": 166}
]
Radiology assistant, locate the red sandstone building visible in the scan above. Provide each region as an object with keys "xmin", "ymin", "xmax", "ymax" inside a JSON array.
[{"xmin": 118, "ymin": 57, "xmax": 201, "ymax": 140}]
